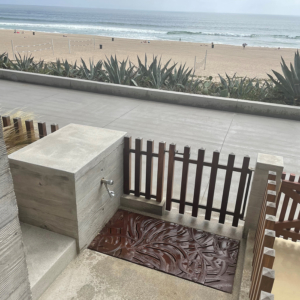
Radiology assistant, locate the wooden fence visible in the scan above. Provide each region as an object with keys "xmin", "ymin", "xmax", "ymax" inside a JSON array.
[
  {"xmin": 124, "ymin": 136, "xmax": 252, "ymax": 227},
  {"xmin": 250, "ymin": 171, "xmax": 277, "ymax": 300},
  {"xmin": 1, "ymin": 115, "xmax": 59, "ymax": 138},
  {"xmin": 275, "ymin": 172, "xmax": 300, "ymax": 242}
]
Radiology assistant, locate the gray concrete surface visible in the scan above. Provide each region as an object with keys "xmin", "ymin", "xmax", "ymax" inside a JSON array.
[
  {"xmin": 120, "ymin": 194, "xmax": 166, "ymax": 215},
  {"xmin": 1, "ymin": 70, "xmax": 300, "ymax": 120},
  {"xmin": 21, "ymin": 223, "xmax": 77, "ymax": 300},
  {"xmin": 1, "ymin": 79, "xmax": 299, "ymax": 216},
  {"xmin": 9, "ymin": 124, "xmax": 126, "ymax": 251},
  {"xmin": 39, "ymin": 208, "xmax": 246, "ymax": 300},
  {"xmin": 0, "ymin": 119, "xmax": 32, "ymax": 300}
]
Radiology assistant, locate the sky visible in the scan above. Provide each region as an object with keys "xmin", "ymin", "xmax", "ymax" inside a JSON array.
[{"xmin": 0, "ymin": 0, "xmax": 300, "ymax": 15}]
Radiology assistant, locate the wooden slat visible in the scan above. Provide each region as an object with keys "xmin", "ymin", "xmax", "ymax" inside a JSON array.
[
  {"xmin": 279, "ymin": 174, "xmax": 296, "ymax": 222},
  {"xmin": 276, "ymin": 229, "xmax": 300, "ymax": 241},
  {"xmin": 205, "ymin": 151, "xmax": 220, "ymax": 221},
  {"xmin": 179, "ymin": 146, "xmax": 190, "ymax": 214},
  {"xmin": 156, "ymin": 142, "xmax": 166, "ymax": 203},
  {"xmin": 145, "ymin": 140, "xmax": 154, "ymax": 200},
  {"xmin": 134, "ymin": 138, "xmax": 143, "ymax": 197},
  {"xmin": 192, "ymin": 148, "xmax": 205, "ymax": 217},
  {"xmin": 295, "ymin": 175, "xmax": 300, "ymax": 233},
  {"xmin": 219, "ymin": 153, "xmax": 235, "ymax": 224},
  {"xmin": 2, "ymin": 116, "xmax": 11, "ymax": 127},
  {"xmin": 13, "ymin": 117, "xmax": 22, "ymax": 133},
  {"xmin": 275, "ymin": 172, "xmax": 286, "ymax": 215},
  {"xmin": 123, "ymin": 136, "xmax": 132, "ymax": 195},
  {"xmin": 232, "ymin": 156, "xmax": 250, "ymax": 227},
  {"xmin": 275, "ymin": 220, "xmax": 300, "ymax": 231},
  {"xmin": 281, "ymin": 179, "xmax": 300, "ymax": 191},
  {"xmin": 251, "ymin": 247, "xmax": 275, "ymax": 300},
  {"xmin": 38, "ymin": 122, "xmax": 47, "ymax": 138},
  {"xmin": 51, "ymin": 124, "xmax": 59, "ymax": 132},
  {"xmin": 166, "ymin": 143, "xmax": 176, "ymax": 211},
  {"xmin": 25, "ymin": 120, "xmax": 34, "ymax": 139},
  {"xmin": 260, "ymin": 267, "xmax": 275, "ymax": 294}
]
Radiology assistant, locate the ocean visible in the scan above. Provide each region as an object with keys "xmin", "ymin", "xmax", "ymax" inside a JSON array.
[{"xmin": 0, "ymin": 4, "xmax": 300, "ymax": 48}]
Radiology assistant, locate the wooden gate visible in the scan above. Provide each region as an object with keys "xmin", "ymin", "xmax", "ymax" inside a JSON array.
[
  {"xmin": 275, "ymin": 173, "xmax": 300, "ymax": 241},
  {"xmin": 123, "ymin": 136, "xmax": 252, "ymax": 227}
]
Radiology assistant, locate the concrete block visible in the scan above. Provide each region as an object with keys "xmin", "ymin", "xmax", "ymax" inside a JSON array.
[
  {"xmin": 243, "ymin": 153, "xmax": 284, "ymax": 238},
  {"xmin": 9, "ymin": 124, "xmax": 126, "ymax": 251},
  {"xmin": 21, "ymin": 223, "xmax": 77, "ymax": 300},
  {"xmin": 120, "ymin": 194, "xmax": 166, "ymax": 216}
]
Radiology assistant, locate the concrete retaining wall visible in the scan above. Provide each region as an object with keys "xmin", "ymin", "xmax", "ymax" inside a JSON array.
[
  {"xmin": 1, "ymin": 69, "xmax": 300, "ymax": 121},
  {"xmin": 0, "ymin": 121, "xmax": 32, "ymax": 300}
]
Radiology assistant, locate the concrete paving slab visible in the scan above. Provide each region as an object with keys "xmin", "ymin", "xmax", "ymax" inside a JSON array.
[{"xmin": 21, "ymin": 223, "xmax": 77, "ymax": 300}]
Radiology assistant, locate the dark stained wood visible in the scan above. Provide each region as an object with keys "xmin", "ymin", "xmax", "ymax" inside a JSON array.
[
  {"xmin": 166, "ymin": 143, "xmax": 176, "ymax": 211},
  {"xmin": 192, "ymin": 148, "xmax": 205, "ymax": 218},
  {"xmin": 123, "ymin": 136, "xmax": 132, "ymax": 195},
  {"xmin": 25, "ymin": 120, "xmax": 34, "ymax": 139},
  {"xmin": 145, "ymin": 140, "xmax": 154, "ymax": 200},
  {"xmin": 156, "ymin": 142, "xmax": 166, "ymax": 203},
  {"xmin": 219, "ymin": 153, "xmax": 235, "ymax": 224},
  {"xmin": 295, "ymin": 176, "xmax": 300, "ymax": 233},
  {"xmin": 205, "ymin": 151, "xmax": 220, "ymax": 221},
  {"xmin": 51, "ymin": 124, "xmax": 59, "ymax": 133},
  {"xmin": 89, "ymin": 209, "xmax": 240, "ymax": 293},
  {"xmin": 232, "ymin": 156, "xmax": 250, "ymax": 227},
  {"xmin": 279, "ymin": 174, "xmax": 296, "ymax": 222},
  {"xmin": 38, "ymin": 122, "xmax": 47, "ymax": 138},
  {"xmin": 13, "ymin": 117, "xmax": 22, "ymax": 133},
  {"xmin": 275, "ymin": 172, "xmax": 286, "ymax": 214},
  {"xmin": 179, "ymin": 146, "xmax": 190, "ymax": 214},
  {"xmin": 134, "ymin": 138, "xmax": 143, "ymax": 197},
  {"xmin": 2, "ymin": 116, "xmax": 11, "ymax": 127}
]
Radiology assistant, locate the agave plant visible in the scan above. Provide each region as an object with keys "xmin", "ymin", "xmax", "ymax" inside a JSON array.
[
  {"xmin": 10, "ymin": 54, "xmax": 36, "ymax": 72},
  {"xmin": 267, "ymin": 50, "xmax": 300, "ymax": 105},
  {"xmin": 0, "ymin": 52, "xmax": 11, "ymax": 69},
  {"xmin": 216, "ymin": 74, "xmax": 256, "ymax": 99},
  {"xmin": 78, "ymin": 59, "xmax": 103, "ymax": 81},
  {"xmin": 168, "ymin": 63, "xmax": 194, "ymax": 91},
  {"xmin": 48, "ymin": 59, "xmax": 78, "ymax": 77},
  {"xmin": 103, "ymin": 55, "xmax": 138, "ymax": 85}
]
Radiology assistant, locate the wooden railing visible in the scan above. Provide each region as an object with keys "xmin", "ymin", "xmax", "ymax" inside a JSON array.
[
  {"xmin": 250, "ymin": 171, "xmax": 277, "ymax": 300},
  {"xmin": 275, "ymin": 172, "xmax": 300, "ymax": 242},
  {"xmin": 124, "ymin": 136, "xmax": 252, "ymax": 227},
  {"xmin": 1, "ymin": 115, "xmax": 59, "ymax": 137}
]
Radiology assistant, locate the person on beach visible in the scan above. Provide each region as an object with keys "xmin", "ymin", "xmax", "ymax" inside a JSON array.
[
  {"xmin": 242, "ymin": 43, "xmax": 247, "ymax": 49},
  {"xmin": 211, "ymin": 42, "xmax": 214, "ymax": 48}
]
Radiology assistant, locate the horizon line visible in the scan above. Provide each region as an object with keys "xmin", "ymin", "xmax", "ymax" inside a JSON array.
[{"xmin": 0, "ymin": 3, "xmax": 300, "ymax": 17}]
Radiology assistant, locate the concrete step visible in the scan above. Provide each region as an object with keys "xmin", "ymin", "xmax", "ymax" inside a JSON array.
[{"xmin": 21, "ymin": 223, "xmax": 77, "ymax": 300}]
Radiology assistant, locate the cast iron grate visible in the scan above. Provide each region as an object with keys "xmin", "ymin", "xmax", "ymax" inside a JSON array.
[{"xmin": 89, "ymin": 209, "xmax": 240, "ymax": 293}]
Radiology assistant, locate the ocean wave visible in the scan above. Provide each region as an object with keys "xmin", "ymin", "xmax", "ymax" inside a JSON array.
[
  {"xmin": 167, "ymin": 31, "xmax": 300, "ymax": 39},
  {"xmin": 0, "ymin": 22, "xmax": 164, "ymax": 34}
]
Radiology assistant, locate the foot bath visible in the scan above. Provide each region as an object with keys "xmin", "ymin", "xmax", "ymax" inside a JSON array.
[{"xmin": 89, "ymin": 209, "xmax": 240, "ymax": 293}]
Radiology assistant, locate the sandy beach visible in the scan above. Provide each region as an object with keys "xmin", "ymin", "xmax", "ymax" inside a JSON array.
[{"xmin": 0, "ymin": 29, "xmax": 297, "ymax": 79}]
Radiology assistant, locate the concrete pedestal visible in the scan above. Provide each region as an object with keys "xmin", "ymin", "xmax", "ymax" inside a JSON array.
[{"xmin": 9, "ymin": 124, "xmax": 126, "ymax": 251}]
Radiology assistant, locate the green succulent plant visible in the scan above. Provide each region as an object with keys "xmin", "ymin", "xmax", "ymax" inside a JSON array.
[{"xmin": 267, "ymin": 50, "xmax": 300, "ymax": 106}]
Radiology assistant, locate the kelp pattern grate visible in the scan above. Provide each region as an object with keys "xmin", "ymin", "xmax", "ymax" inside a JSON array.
[{"xmin": 89, "ymin": 210, "xmax": 240, "ymax": 293}]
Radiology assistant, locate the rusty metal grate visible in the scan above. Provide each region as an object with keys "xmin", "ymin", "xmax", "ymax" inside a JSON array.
[{"xmin": 89, "ymin": 210, "xmax": 240, "ymax": 293}]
